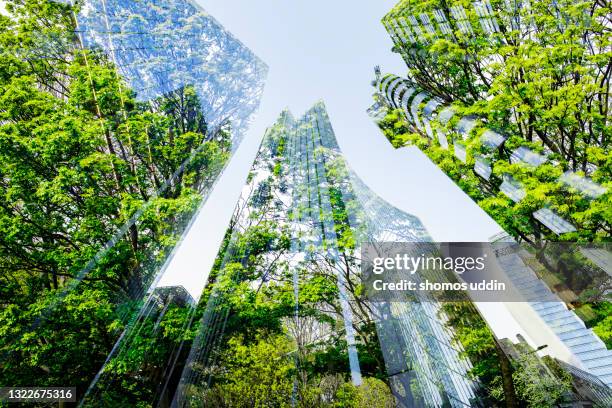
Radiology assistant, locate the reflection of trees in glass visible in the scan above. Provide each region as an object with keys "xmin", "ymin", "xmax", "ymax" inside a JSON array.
[
  {"xmin": 376, "ymin": 0, "xmax": 611, "ymax": 355},
  {"xmin": 168, "ymin": 106, "xmax": 402, "ymax": 406},
  {"xmin": 170, "ymin": 104, "xmax": 493, "ymax": 406},
  {"xmin": 379, "ymin": 0, "xmax": 610, "ymax": 243},
  {"xmin": 384, "ymin": 0, "xmax": 609, "ymax": 168},
  {"xmin": 76, "ymin": 0, "xmax": 268, "ymax": 144},
  {"xmin": 81, "ymin": 286, "xmax": 197, "ymax": 407}
]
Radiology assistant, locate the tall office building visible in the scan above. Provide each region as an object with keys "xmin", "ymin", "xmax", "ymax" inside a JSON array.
[
  {"xmin": 376, "ymin": 0, "xmax": 608, "ymax": 242},
  {"xmin": 41, "ymin": 1, "xmax": 270, "ymax": 404},
  {"xmin": 370, "ymin": 0, "xmax": 611, "ymax": 389},
  {"xmin": 370, "ymin": 70, "xmax": 609, "ymax": 237},
  {"xmin": 170, "ymin": 102, "xmax": 487, "ymax": 407},
  {"xmin": 370, "ymin": 69, "xmax": 612, "ymax": 389},
  {"xmin": 70, "ymin": 0, "xmax": 267, "ymax": 146},
  {"xmin": 59, "ymin": 0, "xmax": 267, "ymax": 297}
]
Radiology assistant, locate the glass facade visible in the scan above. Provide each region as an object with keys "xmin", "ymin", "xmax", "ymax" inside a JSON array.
[
  {"xmin": 372, "ymin": 70, "xmax": 612, "ymax": 389},
  {"xmin": 510, "ymin": 146, "xmax": 547, "ymax": 167},
  {"xmin": 560, "ymin": 171, "xmax": 607, "ymax": 199},
  {"xmin": 492, "ymin": 236, "xmax": 612, "ymax": 387},
  {"xmin": 371, "ymin": 71, "xmax": 591, "ymax": 236},
  {"xmin": 169, "ymin": 103, "xmax": 482, "ymax": 407},
  {"xmin": 55, "ymin": 2, "xmax": 269, "ymax": 405},
  {"xmin": 69, "ymin": 0, "xmax": 267, "ymax": 146}
]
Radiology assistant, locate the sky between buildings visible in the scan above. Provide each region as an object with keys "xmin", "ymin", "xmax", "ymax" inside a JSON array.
[
  {"xmin": 155, "ymin": 0, "xmax": 532, "ymax": 341},
  {"xmin": 4, "ymin": 0, "xmax": 517, "ymax": 336},
  {"xmin": 0, "ymin": 0, "xmax": 503, "ymax": 286},
  {"xmin": 156, "ymin": 0, "xmax": 504, "ymax": 298}
]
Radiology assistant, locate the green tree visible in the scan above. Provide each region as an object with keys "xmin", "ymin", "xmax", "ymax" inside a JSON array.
[
  {"xmin": 0, "ymin": 0, "xmax": 230, "ymax": 398},
  {"xmin": 379, "ymin": 0, "xmax": 610, "ymax": 243}
]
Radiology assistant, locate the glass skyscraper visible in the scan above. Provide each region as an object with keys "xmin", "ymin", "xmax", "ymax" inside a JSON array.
[
  {"xmin": 375, "ymin": 0, "xmax": 608, "ymax": 241},
  {"xmin": 4, "ymin": 1, "xmax": 608, "ymax": 405},
  {"xmin": 370, "ymin": 66, "xmax": 612, "ymax": 391},
  {"xmin": 169, "ymin": 102, "xmax": 483, "ymax": 407},
  {"xmin": 69, "ymin": 0, "xmax": 267, "ymax": 145},
  {"xmin": 39, "ymin": 2, "xmax": 271, "ymax": 405},
  {"xmin": 368, "ymin": 1, "xmax": 612, "ymax": 386},
  {"xmin": 56, "ymin": 0, "xmax": 267, "ymax": 312},
  {"xmin": 363, "ymin": 3, "xmax": 612, "ymax": 402}
]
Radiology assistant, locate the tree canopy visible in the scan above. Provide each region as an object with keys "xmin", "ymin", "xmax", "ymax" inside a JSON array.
[{"xmin": 0, "ymin": 0, "xmax": 230, "ymax": 398}]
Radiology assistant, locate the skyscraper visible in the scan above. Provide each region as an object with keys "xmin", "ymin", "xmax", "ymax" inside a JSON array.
[
  {"xmin": 370, "ymin": 68, "xmax": 612, "ymax": 391},
  {"xmin": 375, "ymin": 0, "xmax": 609, "ymax": 243},
  {"xmin": 0, "ymin": 1, "xmax": 267, "ymax": 404},
  {"xmin": 169, "ymin": 102, "xmax": 493, "ymax": 407},
  {"xmin": 69, "ymin": 0, "xmax": 270, "ymax": 402},
  {"xmin": 370, "ymin": 0, "xmax": 611, "ymax": 390},
  {"xmin": 56, "ymin": 0, "xmax": 268, "ymax": 299},
  {"xmin": 70, "ymin": 0, "xmax": 267, "ymax": 145}
]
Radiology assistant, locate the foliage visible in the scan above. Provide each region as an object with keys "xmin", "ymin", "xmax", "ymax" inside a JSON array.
[
  {"xmin": 512, "ymin": 354, "xmax": 573, "ymax": 407},
  {"xmin": 441, "ymin": 302, "xmax": 508, "ymax": 406},
  {"xmin": 379, "ymin": 107, "xmax": 610, "ymax": 244},
  {"xmin": 385, "ymin": 0, "xmax": 610, "ymax": 170},
  {"xmin": 379, "ymin": 0, "xmax": 611, "ymax": 243},
  {"xmin": 194, "ymin": 332, "xmax": 394, "ymax": 408},
  {"xmin": 198, "ymin": 333, "xmax": 296, "ymax": 407},
  {"xmin": 174, "ymin": 109, "xmax": 393, "ymax": 405},
  {"xmin": 591, "ymin": 303, "xmax": 612, "ymax": 349},
  {"xmin": 441, "ymin": 301, "xmax": 588, "ymax": 407},
  {"xmin": 0, "ymin": 0, "xmax": 230, "ymax": 399}
]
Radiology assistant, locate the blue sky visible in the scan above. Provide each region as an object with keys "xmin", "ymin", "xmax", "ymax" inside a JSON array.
[
  {"xmin": 157, "ymin": 0, "xmax": 503, "ymax": 296},
  {"xmin": 157, "ymin": 0, "xmax": 529, "ymax": 341},
  {"xmin": 192, "ymin": 0, "xmax": 501, "ymax": 238}
]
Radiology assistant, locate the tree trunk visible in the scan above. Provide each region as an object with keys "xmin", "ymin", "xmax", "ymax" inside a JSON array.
[{"xmin": 494, "ymin": 337, "xmax": 519, "ymax": 408}]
